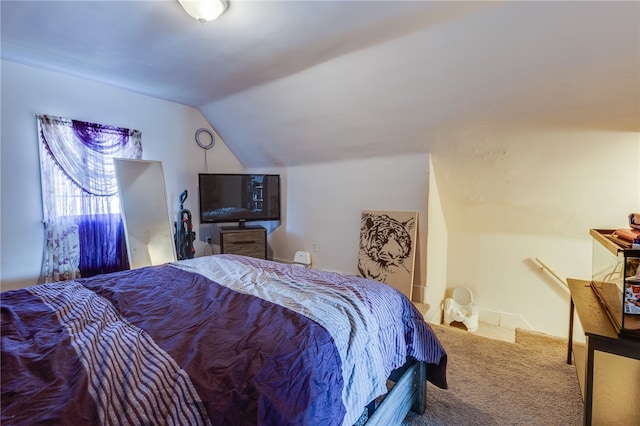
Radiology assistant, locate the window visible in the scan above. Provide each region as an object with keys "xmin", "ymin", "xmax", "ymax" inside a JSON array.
[{"xmin": 37, "ymin": 115, "xmax": 142, "ymax": 282}]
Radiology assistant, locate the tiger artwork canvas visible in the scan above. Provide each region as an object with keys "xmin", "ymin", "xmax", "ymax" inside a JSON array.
[{"xmin": 357, "ymin": 210, "xmax": 418, "ymax": 298}]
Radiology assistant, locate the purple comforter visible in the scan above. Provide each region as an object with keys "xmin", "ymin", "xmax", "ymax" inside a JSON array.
[{"xmin": 1, "ymin": 255, "xmax": 446, "ymax": 425}]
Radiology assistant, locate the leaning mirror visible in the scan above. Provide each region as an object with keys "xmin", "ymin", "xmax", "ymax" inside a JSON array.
[{"xmin": 114, "ymin": 159, "xmax": 176, "ymax": 268}]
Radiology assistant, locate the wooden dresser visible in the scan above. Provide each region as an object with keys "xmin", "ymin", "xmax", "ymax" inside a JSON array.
[{"xmin": 220, "ymin": 226, "xmax": 267, "ymax": 259}]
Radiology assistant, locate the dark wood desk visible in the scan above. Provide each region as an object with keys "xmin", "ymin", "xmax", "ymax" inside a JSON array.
[{"xmin": 567, "ymin": 278, "xmax": 640, "ymax": 425}]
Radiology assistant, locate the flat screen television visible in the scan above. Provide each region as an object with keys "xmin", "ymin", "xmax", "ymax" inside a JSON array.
[{"xmin": 198, "ymin": 173, "xmax": 281, "ymax": 226}]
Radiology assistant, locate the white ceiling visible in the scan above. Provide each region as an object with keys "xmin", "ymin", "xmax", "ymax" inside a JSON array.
[
  {"xmin": 2, "ymin": 0, "xmax": 639, "ymax": 233},
  {"xmin": 3, "ymin": 0, "xmax": 638, "ymax": 165}
]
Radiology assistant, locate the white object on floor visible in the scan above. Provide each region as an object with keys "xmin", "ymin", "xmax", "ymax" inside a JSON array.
[
  {"xmin": 443, "ymin": 287, "xmax": 479, "ymax": 332},
  {"xmin": 292, "ymin": 251, "xmax": 312, "ymax": 268}
]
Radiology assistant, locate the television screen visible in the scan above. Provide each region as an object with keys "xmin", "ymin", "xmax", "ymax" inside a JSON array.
[{"xmin": 198, "ymin": 173, "xmax": 281, "ymax": 224}]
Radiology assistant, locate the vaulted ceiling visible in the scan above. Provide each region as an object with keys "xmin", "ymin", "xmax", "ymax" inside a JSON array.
[{"xmin": 2, "ymin": 0, "xmax": 639, "ymax": 233}]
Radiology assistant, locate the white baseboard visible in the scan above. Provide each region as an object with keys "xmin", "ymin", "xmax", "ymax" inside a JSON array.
[
  {"xmin": 479, "ymin": 308, "xmax": 533, "ymax": 330},
  {"xmin": 425, "ymin": 305, "xmax": 442, "ymax": 325},
  {"xmin": 480, "ymin": 308, "xmax": 501, "ymax": 325}
]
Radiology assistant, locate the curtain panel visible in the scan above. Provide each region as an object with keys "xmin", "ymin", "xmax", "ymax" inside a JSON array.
[{"xmin": 37, "ymin": 115, "xmax": 142, "ymax": 282}]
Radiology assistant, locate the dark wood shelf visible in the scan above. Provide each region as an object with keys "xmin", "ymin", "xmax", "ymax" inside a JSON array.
[
  {"xmin": 568, "ymin": 278, "xmax": 640, "ymax": 425},
  {"xmin": 589, "ymin": 229, "xmax": 640, "ymax": 338},
  {"xmin": 570, "ymin": 279, "xmax": 617, "ymax": 340}
]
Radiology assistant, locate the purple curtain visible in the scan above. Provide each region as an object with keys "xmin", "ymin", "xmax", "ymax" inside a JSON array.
[
  {"xmin": 78, "ymin": 214, "xmax": 130, "ymax": 277},
  {"xmin": 38, "ymin": 115, "xmax": 142, "ymax": 282}
]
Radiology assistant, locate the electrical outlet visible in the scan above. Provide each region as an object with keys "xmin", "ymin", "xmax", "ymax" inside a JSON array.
[
  {"xmin": 311, "ymin": 242, "xmax": 318, "ymax": 253},
  {"xmin": 206, "ymin": 236, "xmax": 212, "ymax": 244}
]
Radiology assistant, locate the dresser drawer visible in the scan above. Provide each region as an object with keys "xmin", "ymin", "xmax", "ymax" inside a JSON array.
[{"xmin": 220, "ymin": 227, "xmax": 266, "ymax": 259}]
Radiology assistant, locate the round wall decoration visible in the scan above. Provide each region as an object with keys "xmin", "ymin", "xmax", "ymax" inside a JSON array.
[{"xmin": 195, "ymin": 128, "xmax": 215, "ymax": 150}]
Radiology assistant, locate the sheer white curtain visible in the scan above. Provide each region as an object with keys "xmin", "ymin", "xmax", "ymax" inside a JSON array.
[{"xmin": 37, "ymin": 115, "xmax": 142, "ymax": 282}]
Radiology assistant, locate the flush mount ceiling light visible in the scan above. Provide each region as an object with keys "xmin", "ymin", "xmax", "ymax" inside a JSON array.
[{"xmin": 178, "ymin": 0, "xmax": 227, "ymax": 23}]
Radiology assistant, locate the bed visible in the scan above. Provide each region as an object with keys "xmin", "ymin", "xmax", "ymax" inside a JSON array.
[{"xmin": 1, "ymin": 254, "xmax": 447, "ymax": 425}]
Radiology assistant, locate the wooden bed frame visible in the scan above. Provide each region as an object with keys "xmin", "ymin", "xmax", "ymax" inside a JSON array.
[{"xmin": 364, "ymin": 359, "xmax": 427, "ymax": 425}]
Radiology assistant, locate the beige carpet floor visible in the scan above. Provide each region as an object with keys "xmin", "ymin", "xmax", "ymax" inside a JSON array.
[{"xmin": 402, "ymin": 324, "xmax": 584, "ymax": 425}]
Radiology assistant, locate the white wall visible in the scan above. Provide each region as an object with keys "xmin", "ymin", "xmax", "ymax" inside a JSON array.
[
  {"xmin": 0, "ymin": 60, "xmax": 243, "ymax": 290},
  {"xmin": 424, "ymin": 155, "xmax": 448, "ymax": 323},
  {"xmin": 438, "ymin": 130, "xmax": 640, "ymax": 337},
  {"xmin": 268, "ymin": 154, "xmax": 431, "ymax": 303},
  {"xmin": 2, "ymin": 70, "xmax": 433, "ymax": 301}
]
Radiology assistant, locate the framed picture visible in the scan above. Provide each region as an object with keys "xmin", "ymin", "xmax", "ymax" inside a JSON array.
[{"xmin": 357, "ymin": 210, "xmax": 418, "ymax": 299}]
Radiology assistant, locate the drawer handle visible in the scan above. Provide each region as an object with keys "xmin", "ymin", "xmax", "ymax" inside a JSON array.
[{"xmin": 234, "ymin": 240, "xmax": 256, "ymax": 244}]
